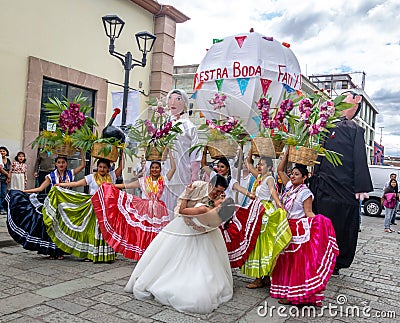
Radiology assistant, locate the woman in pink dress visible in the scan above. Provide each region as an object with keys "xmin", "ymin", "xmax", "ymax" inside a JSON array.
[
  {"xmin": 270, "ymin": 150, "xmax": 339, "ymax": 306},
  {"xmin": 92, "ymin": 151, "xmax": 176, "ymax": 260}
]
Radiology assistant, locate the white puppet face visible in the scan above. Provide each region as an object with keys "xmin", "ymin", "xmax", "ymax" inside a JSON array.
[{"xmin": 168, "ymin": 93, "xmax": 186, "ymax": 117}]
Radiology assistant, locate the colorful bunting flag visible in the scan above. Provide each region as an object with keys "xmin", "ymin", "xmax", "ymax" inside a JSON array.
[
  {"xmin": 235, "ymin": 36, "xmax": 247, "ymax": 48},
  {"xmin": 296, "ymin": 90, "xmax": 304, "ymax": 97},
  {"xmin": 190, "ymin": 92, "xmax": 197, "ymax": 99},
  {"xmin": 215, "ymin": 79, "xmax": 224, "ymax": 92},
  {"xmin": 213, "ymin": 38, "xmax": 224, "ymax": 44},
  {"xmin": 194, "ymin": 81, "xmax": 203, "ymax": 91},
  {"xmin": 282, "ymin": 83, "xmax": 296, "ymax": 93},
  {"xmin": 262, "ymin": 36, "xmax": 273, "ymax": 41},
  {"xmin": 260, "ymin": 78, "xmax": 272, "ymax": 96},
  {"xmin": 237, "ymin": 78, "xmax": 249, "ymax": 95}
]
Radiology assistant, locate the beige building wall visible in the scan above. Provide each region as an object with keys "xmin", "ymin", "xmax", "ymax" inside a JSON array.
[{"xmin": 0, "ymin": 0, "xmax": 189, "ymax": 187}]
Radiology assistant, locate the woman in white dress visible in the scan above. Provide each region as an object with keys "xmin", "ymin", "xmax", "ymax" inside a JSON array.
[{"xmin": 124, "ymin": 175, "xmax": 235, "ymax": 314}]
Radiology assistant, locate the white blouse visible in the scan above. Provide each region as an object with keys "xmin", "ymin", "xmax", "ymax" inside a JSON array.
[{"xmin": 282, "ymin": 182, "xmax": 313, "ymax": 219}]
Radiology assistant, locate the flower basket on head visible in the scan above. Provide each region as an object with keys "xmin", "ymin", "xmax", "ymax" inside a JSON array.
[
  {"xmin": 251, "ymin": 137, "xmax": 275, "ymax": 158},
  {"xmin": 53, "ymin": 143, "xmax": 76, "ymax": 157},
  {"xmin": 91, "ymin": 142, "xmax": 119, "ymax": 162},
  {"xmin": 207, "ymin": 139, "xmax": 238, "ymax": 159},
  {"xmin": 288, "ymin": 145, "xmax": 319, "ymax": 166},
  {"xmin": 128, "ymin": 97, "xmax": 182, "ymax": 160},
  {"xmin": 31, "ymin": 93, "xmax": 98, "ymax": 154},
  {"xmin": 145, "ymin": 145, "xmax": 167, "ymax": 161},
  {"xmin": 274, "ymin": 92, "xmax": 354, "ymax": 167},
  {"xmin": 273, "ymin": 139, "xmax": 286, "ymax": 159},
  {"xmin": 190, "ymin": 92, "xmax": 248, "ymax": 159},
  {"xmin": 251, "ymin": 96, "xmax": 294, "ymax": 159}
]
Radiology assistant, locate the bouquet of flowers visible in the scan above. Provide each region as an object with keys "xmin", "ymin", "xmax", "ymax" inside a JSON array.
[
  {"xmin": 274, "ymin": 92, "xmax": 353, "ymax": 166},
  {"xmin": 128, "ymin": 97, "xmax": 182, "ymax": 160},
  {"xmin": 190, "ymin": 92, "xmax": 248, "ymax": 158},
  {"xmin": 255, "ymin": 96, "xmax": 294, "ymax": 136},
  {"xmin": 31, "ymin": 93, "xmax": 97, "ymax": 155}
]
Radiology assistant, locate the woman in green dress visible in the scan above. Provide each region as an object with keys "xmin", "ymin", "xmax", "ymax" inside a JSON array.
[{"xmin": 241, "ymin": 149, "xmax": 292, "ymax": 288}]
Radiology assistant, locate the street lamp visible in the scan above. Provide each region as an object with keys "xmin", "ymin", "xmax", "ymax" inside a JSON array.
[{"xmin": 102, "ymin": 15, "xmax": 156, "ymax": 126}]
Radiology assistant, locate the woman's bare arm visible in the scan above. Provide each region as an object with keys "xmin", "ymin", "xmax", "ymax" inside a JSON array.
[
  {"xmin": 303, "ymin": 196, "xmax": 315, "ymax": 218},
  {"xmin": 277, "ymin": 150, "xmax": 290, "ymax": 186}
]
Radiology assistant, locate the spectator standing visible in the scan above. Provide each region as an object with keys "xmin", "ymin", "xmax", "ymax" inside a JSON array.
[
  {"xmin": 0, "ymin": 146, "xmax": 11, "ymax": 214},
  {"xmin": 381, "ymin": 178, "xmax": 399, "ymax": 233},
  {"xmin": 34, "ymin": 151, "xmax": 56, "ymax": 194},
  {"xmin": 10, "ymin": 152, "xmax": 27, "ymax": 190},
  {"xmin": 383, "ymin": 173, "xmax": 398, "ymax": 225}
]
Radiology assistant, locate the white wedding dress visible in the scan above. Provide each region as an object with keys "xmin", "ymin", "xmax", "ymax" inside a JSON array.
[{"xmin": 124, "ymin": 216, "xmax": 233, "ymax": 314}]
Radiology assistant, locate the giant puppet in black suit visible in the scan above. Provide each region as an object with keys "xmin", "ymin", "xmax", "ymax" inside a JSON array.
[{"xmin": 310, "ymin": 92, "xmax": 373, "ymax": 275}]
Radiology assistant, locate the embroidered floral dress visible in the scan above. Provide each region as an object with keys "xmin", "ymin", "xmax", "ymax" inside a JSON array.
[
  {"xmin": 10, "ymin": 161, "xmax": 27, "ymax": 190},
  {"xmin": 270, "ymin": 182, "xmax": 339, "ymax": 306},
  {"xmin": 91, "ymin": 175, "xmax": 170, "ymax": 261}
]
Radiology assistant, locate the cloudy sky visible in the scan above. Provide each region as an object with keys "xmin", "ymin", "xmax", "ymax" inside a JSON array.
[{"xmin": 160, "ymin": 0, "xmax": 400, "ymax": 156}]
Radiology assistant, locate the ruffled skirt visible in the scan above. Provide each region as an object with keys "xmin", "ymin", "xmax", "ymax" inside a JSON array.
[
  {"xmin": 5, "ymin": 190, "xmax": 63, "ymax": 257},
  {"xmin": 124, "ymin": 216, "xmax": 233, "ymax": 314},
  {"xmin": 42, "ymin": 186, "xmax": 115, "ymax": 263},
  {"xmin": 220, "ymin": 199, "xmax": 264, "ymax": 268},
  {"xmin": 92, "ymin": 183, "xmax": 170, "ymax": 261},
  {"xmin": 270, "ymin": 214, "xmax": 339, "ymax": 305},
  {"xmin": 241, "ymin": 201, "xmax": 292, "ymax": 277}
]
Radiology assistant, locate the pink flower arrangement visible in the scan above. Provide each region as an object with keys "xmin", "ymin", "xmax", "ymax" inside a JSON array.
[
  {"xmin": 206, "ymin": 116, "xmax": 239, "ymax": 133},
  {"xmin": 144, "ymin": 120, "xmax": 173, "ymax": 139},
  {"xmin": 59, "ymin": 102, "xmax": 87, "ymax": 133},
  {"xmin": 298, "ymin": 98, "xmax": 336, "ymax": 135},
  {"xmin": 208, "ymin": 93, "xmax": 227, "ymax": 110},
  {"xmin": 256, "ymin": 97, "xmax": 294, "ymax": 129}
]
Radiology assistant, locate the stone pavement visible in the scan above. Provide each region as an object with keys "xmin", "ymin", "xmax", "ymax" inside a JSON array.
[{"xmin": 0, "ymin": 213, "xmax": 399, "ymax": 323}]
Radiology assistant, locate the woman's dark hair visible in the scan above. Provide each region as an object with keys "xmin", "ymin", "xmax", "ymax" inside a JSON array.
[
  {"xmin": 260, "ymin": 156, "xmax": 273, "ymax": 168},
  {"xmin": 216, "ymin": 157, "xmax": 232, "ymax": 184},
  {"xmin": 55, "ymin": 155, "xmax": 68, "ymax": 163},
  {"xmin": 218, "ymin": 197, "xmax": 235, "ymax": 223},
  {"xmin": 217, "ymin": 157, "xmax": 230, "ymax": 172},
  {"xmin": 150, "ymin": 161, "xmax": 162, "ymax": 169},
  {"xmin": 97, "ymin": 158, "xmax": 111, "ymax": 168},
  {"xmin": 15, "ymin": 152, "xmax": 26, "ymax": 163},
  {"xmin": 210, "ymin": 173, "xmax": 228, "ymax": 189},
  {"xmin": 293, "ymin": 163, "xmax": 309, "ymax": 184},
  {"xmin": 0, "ymin": 146, "xmax": 9, "ymax": 156},
  {"xmin": 385, "ymin": 178, "xmax": 398, "ymax": 194}
]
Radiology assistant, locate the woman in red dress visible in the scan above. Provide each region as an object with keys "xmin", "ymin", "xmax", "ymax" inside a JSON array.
[{"xmin": 92, "ymin": 150, "xmax": 175, "ymax": 260}]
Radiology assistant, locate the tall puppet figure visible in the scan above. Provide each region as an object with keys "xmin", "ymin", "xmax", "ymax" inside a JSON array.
[
  {"xmin": 310, "ymin": 92, "xmax": 373, "ymax": 275},
  {"xmin": 161, "ymin": 89, "xmax": 201, "ymax": 218}
]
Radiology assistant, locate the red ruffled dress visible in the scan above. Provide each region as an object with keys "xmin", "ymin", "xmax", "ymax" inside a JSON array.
[
  {"xmin": 92, "ymin": 177, "xmax": 170, "ymax": 261},
  {"xmin": 270, "ymin": 182, "xmax": 339, "ymax": 306},
  {"xmin": 220, "ymin": 199, "xmax": 264, "ymax": 268}
]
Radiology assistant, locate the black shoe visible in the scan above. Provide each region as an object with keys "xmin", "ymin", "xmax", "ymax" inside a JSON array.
[
  {"xmin": 391, "ymin": 222, "xmax": 397, "ymax": 225},
  {"xmin": 332, "ymin": 268, "xmax": 340, "ymax": 276}
]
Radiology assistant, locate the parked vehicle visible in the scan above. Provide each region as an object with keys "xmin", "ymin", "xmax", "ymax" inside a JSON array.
[{"xmin": 363, "ymin": 165, "xmax": 400, "ymax": 216}]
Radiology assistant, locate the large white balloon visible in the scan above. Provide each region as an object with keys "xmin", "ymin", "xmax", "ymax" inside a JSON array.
[{"xmin": 194, "ymin": 32, "xmax": 302, "ymax": 136}]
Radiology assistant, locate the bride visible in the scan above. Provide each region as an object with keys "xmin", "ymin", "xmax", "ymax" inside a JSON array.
[{"xmin": 124, "ymin": 175, "xmax": 235, "ymax": 314}]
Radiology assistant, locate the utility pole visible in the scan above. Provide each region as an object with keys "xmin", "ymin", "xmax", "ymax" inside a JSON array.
[{"xmin": 379, "ymin": 127, "xmax": 384, "ymax": 145}]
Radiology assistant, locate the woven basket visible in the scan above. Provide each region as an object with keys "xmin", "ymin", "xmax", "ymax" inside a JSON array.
[
  {"xmin": 53, "ymin": 143, "xmax": 76, "ymax": 157},
  {"xmin": 207, "ymin": 140, "xmax": 238, "ymax": 159},
  {"xmin": 251, "ymin": 137, "xmax": 276, "ymax": 158},
  {"xmin": 145, "ymin": 146, "xmax": 167, "ymax": 161},
  {"xmin": 288, "ymin": 145, "xmax": 318, "ymax": 166},
  {"xmin": 273, "ymin": 139, "xmax": 286, "ymax": 159},
  {"xmin": 91, "ymin": 142, "xmax": 119, "ymax": 162}
]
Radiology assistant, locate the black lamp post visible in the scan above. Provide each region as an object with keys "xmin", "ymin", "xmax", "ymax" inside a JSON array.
[{"xmin": 102, "ymin": 15, "xmax": 156, "ymax": 126}]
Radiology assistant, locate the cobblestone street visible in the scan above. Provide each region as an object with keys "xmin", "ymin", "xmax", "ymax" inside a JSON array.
[{"xmin": 0, "ymin": 213, "xmax": 399, "ymax": 322}]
